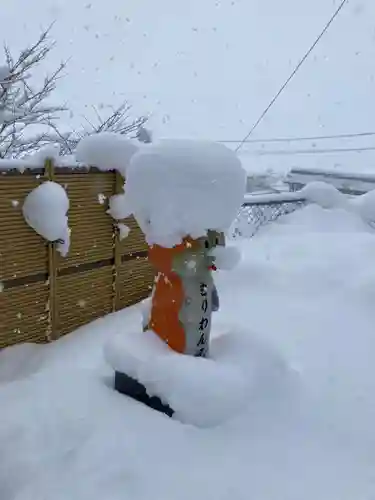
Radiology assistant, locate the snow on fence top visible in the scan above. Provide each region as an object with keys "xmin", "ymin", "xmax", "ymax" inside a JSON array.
[
  {"xmin": 75, "ymin": 132, "xmax": 140, "ymax": 176},
  {"xmin": 0, "ymin": 145, "xmax": 73, "ymax": 172},
  {"xmin": 2, "ymin": 135, "xmax": 246, "ymax": 248},
  {"xmin": 243, "ymin": 191, "xmax": 306, "ymax": 206}
]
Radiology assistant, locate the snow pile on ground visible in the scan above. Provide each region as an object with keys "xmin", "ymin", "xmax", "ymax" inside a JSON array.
[
  {"xmin": 105, "ymin": 327, "xmax": 275, "ymax": 427},
  {"xmin": 22, "ymin": 181, "xmax": 70, "ymax": 256},
  {"xmin": 121, "ymin": 139, "xmax": 246, "ymax": 246},
  {"xmin": 299, "ymin": 181, "xmax": 375, "ymax": 227},
  {"xmin": 350, "ymin": 189, "xmax": 375, "ymax": 226},
  {"xmin": 1, "ymin": 203, "xmax": 375, "ymax": 499},
  {"xmin": 75, "ymin": 132, "xmax": 139, "ymax": 176}
]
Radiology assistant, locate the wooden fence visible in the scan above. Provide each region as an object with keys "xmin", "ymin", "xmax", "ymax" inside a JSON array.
[{"xmin": 0, "ymin": 160, "xmax": 155, "ymax": 349}]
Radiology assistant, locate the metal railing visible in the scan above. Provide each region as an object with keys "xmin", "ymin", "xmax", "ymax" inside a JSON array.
[{"xmin": 231, "ymin": 193, "xmax": 306, "ymax": 239}]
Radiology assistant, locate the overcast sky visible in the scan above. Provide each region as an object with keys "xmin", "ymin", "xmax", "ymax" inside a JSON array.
[{"xmin": 1, "ymin": 0, "xmax": 374, "ymax": 172}]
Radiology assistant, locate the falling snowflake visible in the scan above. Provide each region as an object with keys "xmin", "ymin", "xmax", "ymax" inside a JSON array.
[
  {"xmin": 11, "ymin": 200, "xmax": 19, "ymax": 207},
  {"xmin": 78, "ymin": 299, "xmax": 87, "ymax": 308}
]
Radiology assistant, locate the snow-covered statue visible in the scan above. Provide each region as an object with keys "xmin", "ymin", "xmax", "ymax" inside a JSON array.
[{"xmin": 105, "ymin": 139, "xmax": 246, "ymax": 418}]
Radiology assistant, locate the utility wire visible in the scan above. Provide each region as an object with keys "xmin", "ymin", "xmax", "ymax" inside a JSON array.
[
  {"xmin": 241, "ymin": 146, "xmax": 375, "ymax": 156},
  {"xmin": 235, "ymin": 0, "xmax": 349, "ymax": 153},
  {"xmin": 219, "ymin": 131, "xmax": 375, "ymax": 144}
]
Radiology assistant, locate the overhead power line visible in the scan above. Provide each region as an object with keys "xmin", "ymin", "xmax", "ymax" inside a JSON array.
[
  {"xmin": 219, "ymin": 131, "xmax": 375, "ymax": 144},
  {"xmin": 235, "ymin": 0, "xmax": 350, "ymax": 153},
  {"xmin": 241, "ymin": 146, "xmax": 375, "ymax": 156}
]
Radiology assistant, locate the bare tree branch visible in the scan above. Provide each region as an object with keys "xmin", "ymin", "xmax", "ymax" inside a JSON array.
[
  {"xmin": 0, "ymin": 26, "xmax": 67, "ymax": 158},
  {"xmin": 0, "ymin": 26, "xmax": 149, "ymax": 159},
  {"xmin": 56, "ymin": 103, "xmax": 149, "ymax": 155}
]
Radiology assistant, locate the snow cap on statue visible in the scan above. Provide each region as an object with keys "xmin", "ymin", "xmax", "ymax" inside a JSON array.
[{"xmin": 124, "ymin": 139, "xmax": 247, "ymax": 247}]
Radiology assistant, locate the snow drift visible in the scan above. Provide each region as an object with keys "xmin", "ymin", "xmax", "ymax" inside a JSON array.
[
  {"xmin": 1, "ymin": 203, "xmax": 375, "ymax": 499},
  {"xmin": 103, "ymin": 326, "xmax": 283, "ymax": 427}
]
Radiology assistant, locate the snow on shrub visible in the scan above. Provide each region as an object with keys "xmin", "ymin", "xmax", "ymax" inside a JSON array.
[{"xmin": 22, "ymin": 181, "xmax": 70, "ymax": 256}]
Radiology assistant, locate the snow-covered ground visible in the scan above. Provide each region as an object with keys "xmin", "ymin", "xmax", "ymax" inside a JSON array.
[
  {"xmin": 2, "ymin": 0, "xmax": 375, "ymax": 496},
  {"xmin": 1, "ymin": 203, "xmax": 375, "ymax": 500}
]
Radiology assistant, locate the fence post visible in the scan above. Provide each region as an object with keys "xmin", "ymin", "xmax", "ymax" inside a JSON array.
[
  {"xmin": 112, "ymin": 171, "xmax": 125, "ymax": 312},
  {"xmin": 44, "ymin": 158, "xmax": 58, "ymax": 341}
]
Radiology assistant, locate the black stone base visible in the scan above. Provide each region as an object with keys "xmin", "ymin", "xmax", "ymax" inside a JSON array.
[{"xmin": 114, "ymin": 371, "xmax": 174, "ymax": 418}]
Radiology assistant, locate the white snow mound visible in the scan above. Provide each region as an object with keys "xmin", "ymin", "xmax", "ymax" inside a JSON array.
[
  {"xmin": 104, "ymin": 328, "xmax": 278, "ymax": 427},
  {"xmin": 75, "ymin": 132, "xmax": 139, "ymax": 175},
  {"xmin": 120, "ymin": 140, "xmax": 246, "ymax": 247},
  {"xmin": 349, "ymin": 190, "xmax": 375, "ymax": 225},
  {"xmin": 300, "ymin": 182, "xmax": 375, "ymax": 227},
  {"xmin": 301, "ymin": 181, "xmax": 348, "ymax": 209},
  {"xmin": 22, "ymin": 181, "xmax": 70, "ymax": 256}
]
